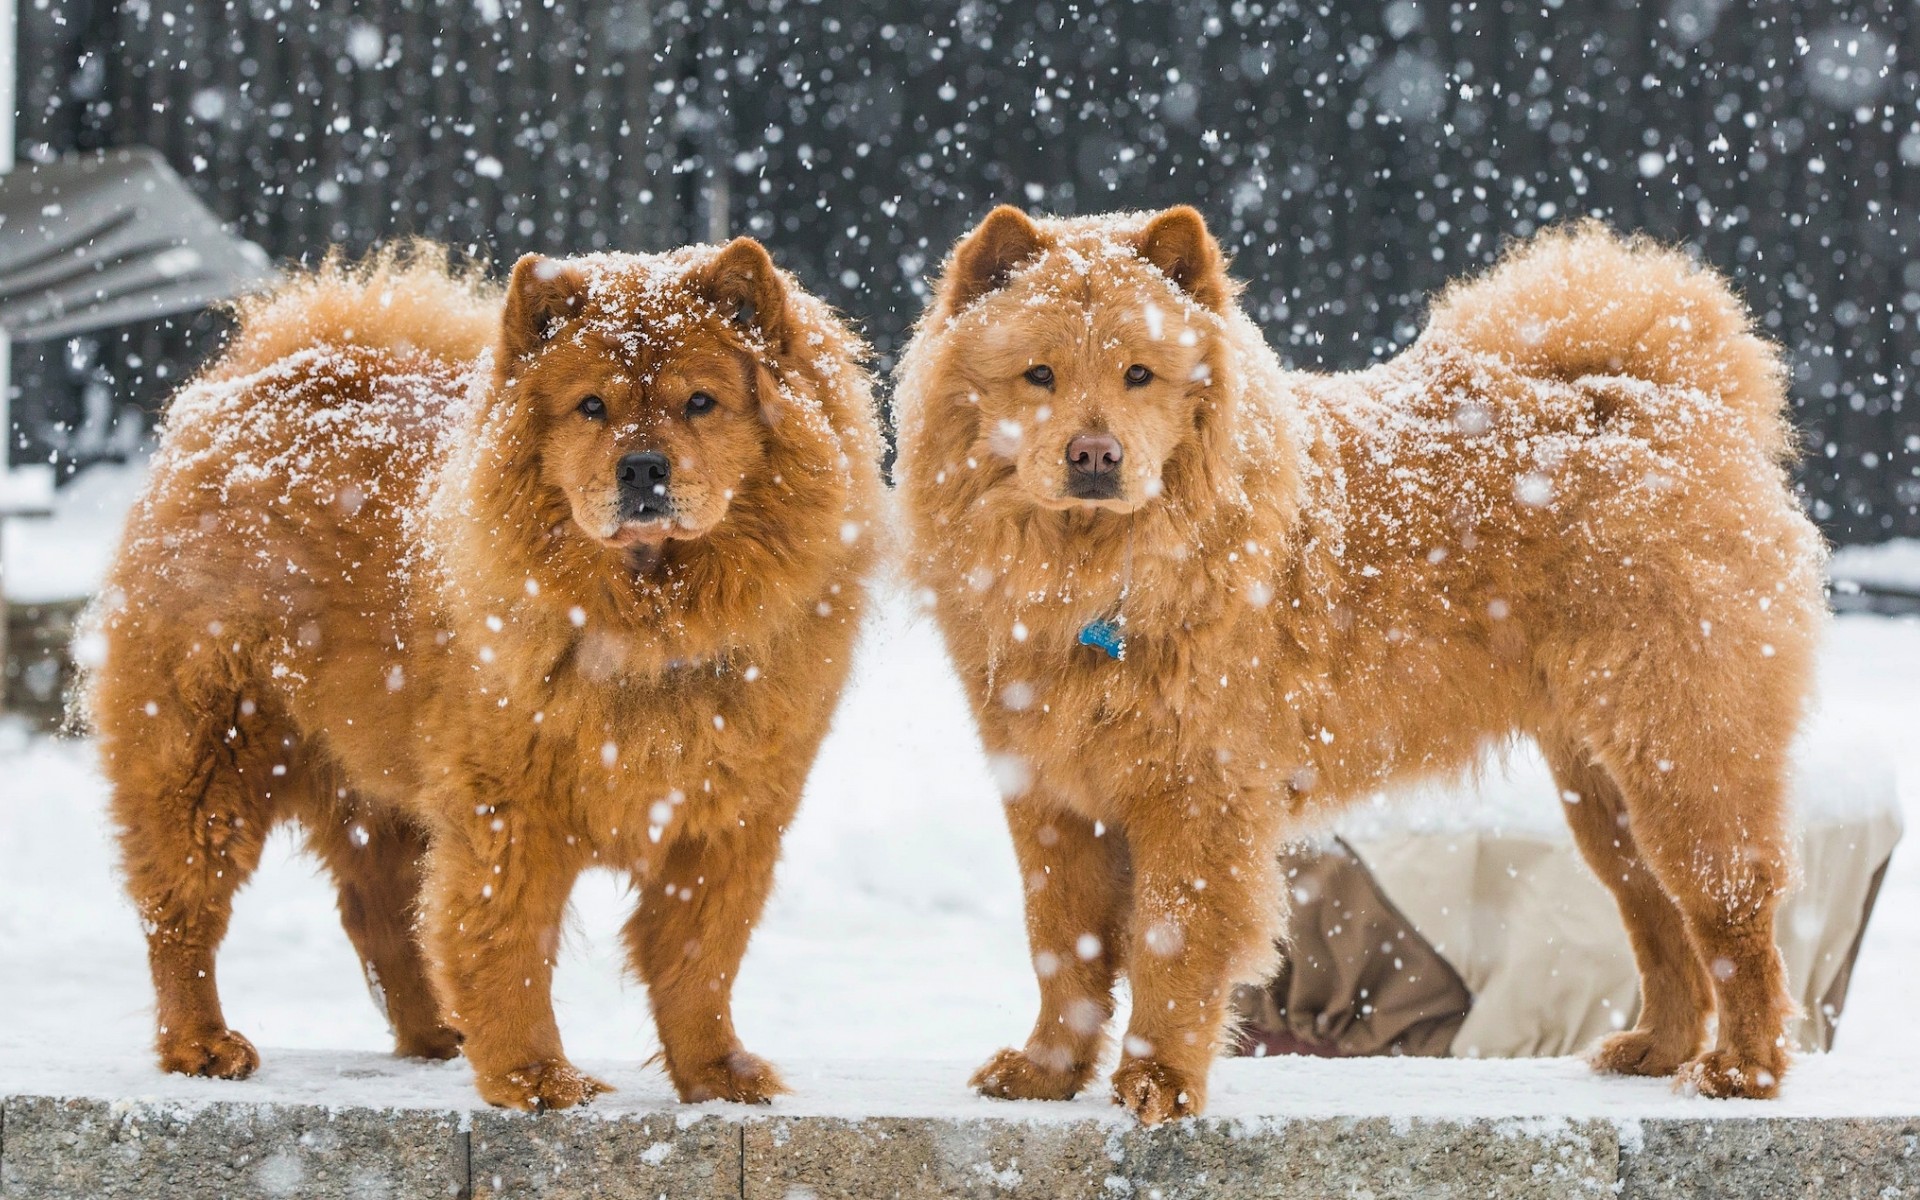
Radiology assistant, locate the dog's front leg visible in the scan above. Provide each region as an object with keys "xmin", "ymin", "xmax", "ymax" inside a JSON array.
[
  {"xmin": 1110, "ymin": 795, "xmax": 1283, "ymax": 1123},
  {"xmin": 971, "ymin": 799, "xmax": 1130, "ymax": 1101},
  {"xmin": 420, "ymin": 812, "xmax": 602, "ymax": 1111},
  {"xmin": 625, "ymin": 802, "xmax": 793, "ymax": 1104}
]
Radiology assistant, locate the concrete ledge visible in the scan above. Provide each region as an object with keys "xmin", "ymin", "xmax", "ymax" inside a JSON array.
[
  {"xmin": 0, "ymin": 1095, "xmax": 467, "ymax": 1200},
  {"xmin": 742, "ymin": 1114, "xmax": 1617, "ymax": 1199},
  {"xmin": 7, "ymin": 1094, "xmax": 1920, "ymax": 1199},
  {"xmin": 468, "ymin": 1109, "xmax": 739, "ymax": 1200},
  {"xmin": 1617, "ymin": 1117, "xmax": 1920, "ymax": 1198}
]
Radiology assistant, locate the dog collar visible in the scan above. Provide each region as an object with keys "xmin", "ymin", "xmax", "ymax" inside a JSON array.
[
  {"xmin": 1078, "ymin": 617, "xmax": 1126, "ymax": 660},
  {"xmin": 1077, "ymin": 526, "xmax": 1133, "ymax": 661}
]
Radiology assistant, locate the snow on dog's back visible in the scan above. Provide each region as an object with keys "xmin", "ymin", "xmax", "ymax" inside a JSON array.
[{"xmin": 1421, "ymin": 220, "xmax": 1793, "ymax": 464}]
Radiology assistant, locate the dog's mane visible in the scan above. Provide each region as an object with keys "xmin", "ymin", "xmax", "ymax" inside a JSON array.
[{"xmin": 894, "ymin": 218, "xmax": 1314, "ymax": 659}]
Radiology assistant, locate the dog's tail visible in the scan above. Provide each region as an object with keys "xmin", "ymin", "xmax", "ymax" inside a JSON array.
[
  {"xmin": 1422, "ymin": 220, "xmax": 1793, "ymax": 462},
  {"xmin": 214, "ymin": 239, "xmax": 501, "ymax": 380}
]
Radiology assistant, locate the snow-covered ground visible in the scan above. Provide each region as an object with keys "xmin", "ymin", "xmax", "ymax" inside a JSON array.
[
  {"xmin": 3, "ymin": 473, "xmax": 1918, "ymax": 1118},
  {"xmin": 0, "ymin": 462, "xmax": 148, "ymax": 605},
  {"xmin": 1832, "ymin": 538, "xmax": 1920, "ymax": 595}
]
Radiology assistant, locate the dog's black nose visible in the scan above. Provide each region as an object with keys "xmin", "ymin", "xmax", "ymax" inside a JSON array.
[
  {"xmin": 1065, "ymin": 433, "xmax": 1124, "ymax": 499},
  {"xmin": 618, "ymin": 452, "xmax": 672, "ymax": 518},
  {"xmin": 619, "ymin": 451, "xmax": 671, "ymax": 494}
]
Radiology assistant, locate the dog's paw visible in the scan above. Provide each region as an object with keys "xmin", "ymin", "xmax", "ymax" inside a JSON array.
[
  {"xmin": 674, "ymin": 1049, "xmax": 788, "ymax": 1104},
  {"xmin": 394, "ymin": 1024, "xmax": 463, "ymax": 1062},
  {"xmin": 479, "ymin": 1059, "xmax": 612, "ymax": 1111},
  {"xmin": 970, "ymin": 1047, "xmax": 1087, "ymax": 1102},
  {"xmin": 1675, "ymin": 1047, "xmax": 1786, "ymax": 1099},
  {"xmin": 1589, "ymin": 1029, "xmax": 1695, "ymax": 1078},
  {"xmin": 1110, "ymin": 1057, "xmax": 1203, "ymax": 1124},
  {"xmin": 158, "ymin": 1027, "xmax": 260, "ymax": 1080}
]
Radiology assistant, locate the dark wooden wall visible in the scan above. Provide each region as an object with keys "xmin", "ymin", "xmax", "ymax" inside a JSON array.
[{"xmin": 13, "ymin": 0, "xmax": 1918, "ymax": 541}]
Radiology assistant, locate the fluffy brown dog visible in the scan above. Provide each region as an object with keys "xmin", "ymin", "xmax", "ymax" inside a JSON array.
[
  {"xmin": 895, "ymin": 207, "xmax": 1822, "ymax": 1122},
  {"xmin": 85, "ymin": 239, "xmax": 881, "ymax": 1109}
]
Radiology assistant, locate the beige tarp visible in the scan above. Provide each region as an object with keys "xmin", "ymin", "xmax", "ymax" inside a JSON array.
[{"xmin": 1235, "ymin": 726, "xmax": 1902, "ymax": 1058}]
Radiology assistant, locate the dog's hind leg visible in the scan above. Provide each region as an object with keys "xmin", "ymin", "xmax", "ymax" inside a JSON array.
[
  {"xmin": 305, "ymin": 801, "xmax": 460, "ymax": 1060},
  {"xmin": 104, "ymin": 682, "xmax": 286, "ymax": 1079},
  {"xmin": 971, "ymin": 801, "xmax": 1130, "ymax": 1102},
  {"xmin": 1551, "ymin": 683, "xmax": 1798, "ymax": 1100},
  {"xmin": 1541, "ymin": 731, "xmax": 1712, "ymax": 1077},
  {"xmin": 1602, "ymin": 744, "xmax": 1795, "ymax": 1098}
]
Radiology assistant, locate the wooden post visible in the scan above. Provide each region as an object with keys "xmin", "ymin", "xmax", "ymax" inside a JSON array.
[{"xmin": 0, "ymin": 0, "xmax": 14, "ymax": 714}]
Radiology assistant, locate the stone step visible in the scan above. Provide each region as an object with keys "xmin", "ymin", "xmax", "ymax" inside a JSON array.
[{"xmin": 5, "ymin": 1090, "xmax": 1918, "ymax": 1199}]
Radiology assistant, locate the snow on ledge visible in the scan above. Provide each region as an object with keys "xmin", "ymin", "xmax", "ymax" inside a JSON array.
[{"xmin": 5, "ymin": 1047, "xmax": 1918, "ymax": 1124}]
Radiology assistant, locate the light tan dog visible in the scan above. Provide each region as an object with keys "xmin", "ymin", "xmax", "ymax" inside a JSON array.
[
  {"xmin": 895, "ymin": 206, "xmax": 1822, "ymax": 1122},
  {"xmin": 86, "ymin": 239, "xmax": 881, "ymax": 1109}
]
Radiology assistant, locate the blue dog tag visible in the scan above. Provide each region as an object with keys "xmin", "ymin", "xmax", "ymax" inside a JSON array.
[{"xmin": 1078, "ymin": 618, "xmax": 1126, "ymax": 660}]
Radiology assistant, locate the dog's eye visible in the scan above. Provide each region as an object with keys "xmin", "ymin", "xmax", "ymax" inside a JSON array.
[
  {"xmin": 1023, "ymin": 365, "xmax": 1054, "ymax": 388},
  {"xmin": 686, "ymin": 391, "xmax": 717, "ymax": 417},
  {"xmin": 577, "ymin": 395, "xmax": 607, "ymax": 421},
  {"xmin": 1125, "ymin": 364, "xmax": 1153, "ymax": 387}
]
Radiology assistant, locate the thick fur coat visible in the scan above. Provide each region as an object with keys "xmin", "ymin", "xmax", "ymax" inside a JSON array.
[
  {"xmin": 894, "ymin": 207, "xmax": 1822, "ymax": 1122},
  {"xmin": 86, "ymin": 239, "xmax": 882, "ymax": 1109}
]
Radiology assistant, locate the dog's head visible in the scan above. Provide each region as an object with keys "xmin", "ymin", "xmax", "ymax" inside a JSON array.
[
  {"xmin": 494, "ymin": 239, "xmax": 795, "ymax": 571},
  {"xmin": 926, "ymin": 205, "xmax": 1234, "ymax": 514}
]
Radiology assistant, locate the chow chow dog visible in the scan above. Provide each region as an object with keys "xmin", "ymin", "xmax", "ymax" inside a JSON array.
[
  {"xmin": 85, "ymin": 238, "xmax": 881, "ymax": 1109},
  {"xmin": 895, "ymin": 206, "xmax": 1821, "ymax": 1122}
]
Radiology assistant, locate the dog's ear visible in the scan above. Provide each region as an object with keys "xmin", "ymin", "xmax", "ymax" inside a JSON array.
[
  {"xmin": 947, "ymin": 205, "xmax": 1046, "ymax": 309},
  {"xmin": 703, "ymin": 237, "xmax": 791, "ymax": 352},
  {"xmin": 501, "ymin": 254, "xmax": 585, "ymax": 360},
  {"xmin": 1135, "ymin": 206, "xmax": 1228, "ymax": 310}
]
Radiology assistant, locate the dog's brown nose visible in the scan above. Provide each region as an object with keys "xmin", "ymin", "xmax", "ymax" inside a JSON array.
[{"xmin": 1065, "ymin": 433, "xmax": 1123, "ymax": 478}]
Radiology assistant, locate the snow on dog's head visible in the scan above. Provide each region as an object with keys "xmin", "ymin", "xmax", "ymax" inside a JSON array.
[
  {"xmin": 908, "ymin": 205, "xmax": 1240, "ymax": 516},
  {"xmin": 489, "ymin": 239, "xmax": 806, "ymax": 568},
  {"xmin": 433, "ymin": 239, "xmax": 880, "ymax": 671}
]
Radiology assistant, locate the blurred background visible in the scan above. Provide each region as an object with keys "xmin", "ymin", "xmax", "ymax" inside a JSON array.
[
  {"xmin": 2, "ymin": 1, "xmax": 1919, "ymax": 1112},
  {"xmin": 9, "ymin": 0, "xmax": 1917, "ymax": 542}
]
